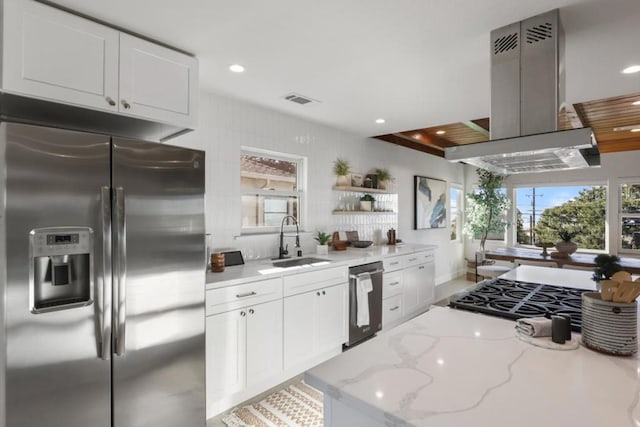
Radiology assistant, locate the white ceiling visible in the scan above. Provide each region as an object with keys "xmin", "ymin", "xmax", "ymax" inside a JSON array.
[{"xmin": 49, "ymin": 0, "xmax": 640, "ymax": 137}]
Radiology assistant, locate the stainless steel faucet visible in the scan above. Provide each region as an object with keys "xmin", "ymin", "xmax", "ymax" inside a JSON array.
[{"xmin": 278, "ymin": 215, "xmax": 301, "ymax": 259}]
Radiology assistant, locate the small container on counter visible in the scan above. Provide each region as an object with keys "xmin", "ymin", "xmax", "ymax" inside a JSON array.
[{"xmin": 211, "ymin": 253, "xmax": 225, "ymax": 273}]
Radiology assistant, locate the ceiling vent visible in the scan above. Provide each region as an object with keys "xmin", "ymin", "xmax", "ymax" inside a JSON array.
[{"xmin": 283, "ymin": 93, "xmax": 317, "ymax": 105}]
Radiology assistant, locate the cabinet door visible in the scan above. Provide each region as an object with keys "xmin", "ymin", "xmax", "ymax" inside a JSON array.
[
  {"xmin": 417, "ymin": 262, "xmax": 436, "ymax": 307},
  {"xmin": 316, "ymin": 283, "xmax": 348, "ymax": 352},
  {"xmin": 403, "ymin": 265, "xmax": 419, "ymax": 314},
  {"xmin": 246, "ymin": 300, "xmax": 283, "ymax": 387},
  {"xmin": 206, "ymin": 308, "xmax": 246, "ymax": 400},
  {"xmin": 119, "ymin": 33, "xmax": 198, "ymax": 127},
  {"xmin": 383, "ymin": 270, "xmax": 403, "ymax": 298},
  {"xmin": 283, "ymin": 290, "xmax": 317, "ymax": 370},
  {"xmin": 382, "ymin": 295, "xmax": 403, "ymax": 328},
  {"xmin": 2, "ymin": 0, "xmax": 119, "ymax": 112}
]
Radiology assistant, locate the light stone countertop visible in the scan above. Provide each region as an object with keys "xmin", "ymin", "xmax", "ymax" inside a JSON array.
[
  {"xmin": 306, "ymin": 267, "xmax": 640, "ymax": 427},
  {"xmin": 205, "ymin": 243, "xmax": 437, "ymax": 290}
]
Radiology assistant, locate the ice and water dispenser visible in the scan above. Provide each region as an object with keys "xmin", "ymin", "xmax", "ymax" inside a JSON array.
[{"xmin": 29, "ymin": 227, "xmax": 94, "ymax": 313}]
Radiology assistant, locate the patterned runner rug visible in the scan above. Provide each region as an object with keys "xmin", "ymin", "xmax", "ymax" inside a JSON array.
[{"xmin": 222, "ymin": 381, "xmax": 323, "ymax": 427}]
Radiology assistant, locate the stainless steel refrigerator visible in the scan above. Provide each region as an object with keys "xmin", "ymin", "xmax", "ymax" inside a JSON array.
[{"xmin": 0, "ymin": 121, "xmax": 206, "ymax": 426}]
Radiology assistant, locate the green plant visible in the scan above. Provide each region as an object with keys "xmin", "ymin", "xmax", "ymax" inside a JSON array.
[
  {"xmin": 374, "ymin": 168, "xmax": 392, "ymax": 182},
  {"xmin": 333, "ymin": 158, "xmax": 351, "ymax": 176},
  {"xmin": 463, "ymin": 169, "xmax": 510, "ymax": 251},
  {"xmin": 314, "ymin": 231, "xmax": 331, "ymax": 245},
  {"xmin": 558, "ymin": 229, "xmax": 579, "ymax": 242},
  {"xmin": 360, "ymin": 194, "xmax": 375, "ymax": 202},
  {"xmin": 592, "ymin": 253, "xmax": 623, "ymax": 282}
]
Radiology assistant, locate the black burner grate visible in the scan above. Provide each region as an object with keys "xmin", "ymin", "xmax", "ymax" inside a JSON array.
[{"xmin": 449, "ymin": 278, "xmax": 591, "ymax": 332}]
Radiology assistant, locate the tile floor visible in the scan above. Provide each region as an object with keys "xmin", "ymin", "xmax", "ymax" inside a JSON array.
[{"xmin": 206, "ymin": 275, "xmax": 476, "ymax": 427}]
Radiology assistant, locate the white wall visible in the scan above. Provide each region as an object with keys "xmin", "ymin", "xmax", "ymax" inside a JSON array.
[{"xmin": 172, "ymin": 91, "xmax": 466, "ymax": 284}]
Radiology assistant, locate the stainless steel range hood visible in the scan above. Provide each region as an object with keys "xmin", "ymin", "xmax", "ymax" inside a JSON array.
[{"xmin": 445, "ymin": 9, "xmax": 600, "ymax": 174}]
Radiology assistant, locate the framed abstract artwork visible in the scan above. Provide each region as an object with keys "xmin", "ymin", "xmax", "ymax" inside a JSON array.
[{"xmin": 414, "ymin": 176, "xmax": 447, "ymax": 229}]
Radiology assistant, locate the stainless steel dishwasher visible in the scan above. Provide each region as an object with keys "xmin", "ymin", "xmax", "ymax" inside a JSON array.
[{"xmin": 345, "ymin": 261, "xmax": 384, "ymax": 348}]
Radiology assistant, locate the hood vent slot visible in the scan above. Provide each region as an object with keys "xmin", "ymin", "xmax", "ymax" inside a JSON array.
[
  {"xmin": 494, "ymin": 32, "xmax": 519, "ymax": 54},
  {"xmin": 525, "ymin": 22, "xmax": 554, "ymax": 44}
]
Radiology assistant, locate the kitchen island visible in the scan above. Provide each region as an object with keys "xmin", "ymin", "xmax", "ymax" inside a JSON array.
[{"xmin": 306, "ymin": 267, "xmax": 640, "ymax": 427}]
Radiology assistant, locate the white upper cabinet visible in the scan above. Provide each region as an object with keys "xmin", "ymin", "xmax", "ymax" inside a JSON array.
[
  {"xmin": 2, "ymin": 0, "xmax": 120, "ymax": 112},
  {"xmin": 1, "ymin": 0, "xmax": 198, "ymax": 130},
  {"xmin": 119, "ymin": 34, "xmax": 198, "ymax": 127}
]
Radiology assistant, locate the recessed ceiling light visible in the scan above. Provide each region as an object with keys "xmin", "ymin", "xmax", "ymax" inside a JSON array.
[
  {"xmin": 413, "ymin": 134, "xmax": 421, "ymax": 139},
  {"xmin": 436, "ymin": 130, "xmax": 446, "ymax": 135},
  {"xmin": 631, "ymin": 128, "xmax": 640, "ymax": 132},
  {"xmin": 229, "ymin": 64, "xmax": 245, "ymax": 73},
  {"xmin": 633, "ymin": 100, "xmax": 640, "ymax": 106},
  {"xmin": 375, "ymin": 118, "xmax": 385, "ymax": 124},
  {"xmin": 622, "ymin": 65, "xmax": 640, "ymax": 74}
]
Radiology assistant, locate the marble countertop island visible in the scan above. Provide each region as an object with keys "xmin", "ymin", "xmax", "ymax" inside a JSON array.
[{"xmin": 306, "ymin": 305, "xmax": 640, "ymax": 427}]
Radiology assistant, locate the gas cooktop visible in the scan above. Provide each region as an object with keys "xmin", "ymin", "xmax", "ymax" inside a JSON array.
[{"xmin": 449, "ymin": 278, "xmax": 590, "ymax": 332}]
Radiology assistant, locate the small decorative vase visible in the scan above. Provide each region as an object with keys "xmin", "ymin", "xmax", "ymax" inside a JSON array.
[
  {"xmin": 377, "ymin": 180, "xmax": 387, "ymax": 190},
  {"xmin": 555, "ymin": 240, "xmax": 578, "ymax": 255},
  {"xmin": 360, "ymin": 200, "xmax": 372, "ymax": 211},
  {"xmin": 336, "ymin": 175, "xmax": 349, "ymax": 186},
  {"xmin": 316, "ymin": 245, "xmax": 329, "ymax": 255}
]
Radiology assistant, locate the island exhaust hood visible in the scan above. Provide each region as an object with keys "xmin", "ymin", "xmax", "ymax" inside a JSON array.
[{"xmin": 445, "ymin": 9, "xmax": 600, "ymax": 174}]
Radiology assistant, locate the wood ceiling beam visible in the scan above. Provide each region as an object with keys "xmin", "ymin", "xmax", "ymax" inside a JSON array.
[
  {"xmin": 395, "ymin": 131, "xmax": 457, "ymax": 148},
  {"xmin": 597, "ymin": 139, "xmax": 640, "ymax": 153},
  {"xmin": 373, "ymin": 134, "xmax": 445, "ymax": 157}
]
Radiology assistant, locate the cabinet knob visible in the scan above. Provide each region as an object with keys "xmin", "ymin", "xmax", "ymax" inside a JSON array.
[
  {"xmin": 105, "ymin": 96, "xmax": 116, "ymax": 106},
  {"xmin": 249, "ymin": 308, "xmax": 255, "ymax": 315},
  {"xmin": 121, "ymin": 100, "xmax": 131, "ymax": 109},
  {"xmin": 316, "ymin": 291, "xmax": 320, "ymax": 296},
  {"xmin": 240, "ymin": 311, "xmax": 246, "ymax": 317},
  {"xmin": 322, "ymin": 290, "xmax": 326, "ymax": 295}
]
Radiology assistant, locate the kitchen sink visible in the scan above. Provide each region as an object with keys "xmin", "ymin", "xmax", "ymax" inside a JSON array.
[{"xmin": 272, "ymin": 257, "xmax": 330, "ymax": 268}]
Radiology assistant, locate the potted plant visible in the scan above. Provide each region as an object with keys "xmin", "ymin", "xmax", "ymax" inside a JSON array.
[
  {"xmin": 555, "ymin": 229, "xmax": 579, "ymax": 255},
  {"xmin": 360, "ymin": 194, "xmax": 375, "ymax": 211},
  {"xmin": 463, "ymin": 169, "xmax": 510, "ymax": 252},
  {"xmin": 333, "ymin": 158, "xmax": 351, "ymax": 187},
  {"xmin": 314, "ymin": 231, "xmax": 331, "ymax": 255},
  {"xmin": 592, "ymin": 254, "xmax": 623, "ymax": 283},
  {"xmin": 374, "ymin": 168, "xmax": 392, "ymax": 190}
]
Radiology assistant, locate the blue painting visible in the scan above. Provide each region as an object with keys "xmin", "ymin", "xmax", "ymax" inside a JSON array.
[{"xmin": 414, "ymin": 176, "xmax": 447, "ymax": 230}]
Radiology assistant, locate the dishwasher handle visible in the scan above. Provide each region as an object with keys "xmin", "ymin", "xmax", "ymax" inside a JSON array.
[{"xmin": 349, "ymin": 269, "xmax": 384, "ymax": 279}]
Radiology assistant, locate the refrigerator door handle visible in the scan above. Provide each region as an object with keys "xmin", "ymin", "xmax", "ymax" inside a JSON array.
[
  {"xmin": 114, "ymin": 187, "xmax": 127, "ymax": 356},
  {"xmin": 100, "ymin": 187, "xmax": 112, "ymax": 360}
]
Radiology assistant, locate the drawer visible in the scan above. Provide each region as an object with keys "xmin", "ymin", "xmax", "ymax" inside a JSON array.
[
  {"xmin": 383, "ymin": 271, "xmax": 403, "ymax": 298},
  {"xmin": 206, "ymin": 277, "xmax": 283, "ymax": 315},
  {"xmin": 382, "ymin": 295, "xmax": 403, "ymax": 327},
  {"xmin": 383, "ymin": 255, "xmax": 405, "ymax": 272},
  {"xmin": 283, "ymin": 265, "xmax": 347, "ymax": 297},
  {"xmin": 418, "ymin": 250, "xmax": 435, "ymax": 264},
  {"xmin": 405, "ymin": 253, "xmax": 424, "ymax": 267}
]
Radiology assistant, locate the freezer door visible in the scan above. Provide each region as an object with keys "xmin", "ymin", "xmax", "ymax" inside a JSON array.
[
  {"xmin": 2, "ymin": 123, "xmax": 112, "ymax": 427},
  {"xmin": 111, "ymin": 138, "xmax": 205, "ymax": 426}
]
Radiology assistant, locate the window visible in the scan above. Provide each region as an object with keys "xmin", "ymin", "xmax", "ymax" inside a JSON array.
[
  {"xmin": 450, "ymin": 186, "xmax": 463, "ymax": 241},
  {"xmin": 241, "ymin": 148, "xmax": 305, "ymax": 231},
  {"xmin": 515, "ymin": 185, "xmax": 606, "ymax": 250},
  {"xmin": 619, "ymin": 182, "xmax": 640, "ymax": 253}
]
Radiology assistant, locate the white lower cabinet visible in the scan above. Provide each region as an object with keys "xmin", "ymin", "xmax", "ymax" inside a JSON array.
[
  {"xmin": 284, "ymin": 282, "xmax": 347, "ymax": 371},
  {"xmin": 382, "ymin": 249, "xmax": 436, "ymax": 327},
  {"xmin": 206, "ymin": 298, "xmax": 283, "ymax": 417}
]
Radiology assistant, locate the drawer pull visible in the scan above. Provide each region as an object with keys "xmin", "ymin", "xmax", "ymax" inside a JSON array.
[
  {"xmin": 408, "ymin": 258, "xmax": 417, "ymax": 262},
  {"xmin": 390, "ymin": 261, "xmax": 399, "ymax": 266},
  {"xmin": 419, "ymin": 266, "xmax": 425, "ymax": 270},
  {"xmin": 236, "ymin": 291, "xmax": 257, "ymax": 298},
  {"xmin": 390, "ymin": 306, "xmax": 400, "ymax": 311},
  {"xmin": 389, "ymin": 282, "xmax": 400, "ymax": 286}
]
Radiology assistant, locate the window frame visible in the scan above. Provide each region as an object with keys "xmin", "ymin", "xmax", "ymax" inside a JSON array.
[
  {"xmin": 618, "ymin": 179, "xmax": 640, "ymax": 254},
  {"xmin": 449, "ymin": 184, "xmax": 463, "ymax": 243},
  {"xmin": 240, "ymin": 147, "xmax": 307, "ymax": 234},
  {"xmin": 511, "ymin": 181, "xmax": 608, "ymax": 253}
]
